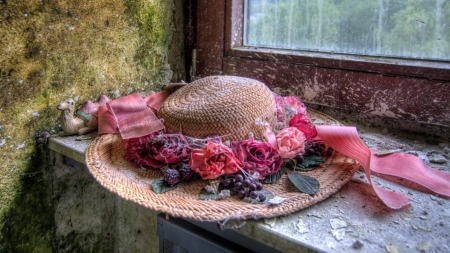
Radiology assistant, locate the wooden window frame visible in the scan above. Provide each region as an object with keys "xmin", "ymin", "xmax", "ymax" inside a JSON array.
[{"xmin": 193, "ymin": 0, "xmax": 450, "ymax": 136}]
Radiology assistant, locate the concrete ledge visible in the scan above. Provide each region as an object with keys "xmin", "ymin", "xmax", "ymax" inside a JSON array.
[{"xmin": 48, "ymin": 132, "xmax": 98, "ymax": 165}]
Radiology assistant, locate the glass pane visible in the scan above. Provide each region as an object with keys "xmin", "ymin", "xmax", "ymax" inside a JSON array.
[{"xmin": 245, "ymin": 0, "xmax": 450, "ymax": 61}]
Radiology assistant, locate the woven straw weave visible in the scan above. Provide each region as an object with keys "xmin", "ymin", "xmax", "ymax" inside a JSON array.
[
  {"xmin": 158, "ymin": 76, "xmax": 277, "ymax": 142},
  {"xmin": 85, "ymin": 109, "xmax": 359, "ymax": 221}
]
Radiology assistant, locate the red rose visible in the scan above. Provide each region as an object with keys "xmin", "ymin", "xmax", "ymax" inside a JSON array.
[
  {"xmin": 189, "ymin": 142, "xmax": 243, "ymax": 180},
  {"xmin": 289, "ymin": 113, "xmax": 318, "ymax": 140},
  {"xmin": 231, "ymin": 138, "xmax": 282, "ymax": 180},
  {"xmin": 124, "ymin": 132, "xmax": 190, "ymax": 169}
]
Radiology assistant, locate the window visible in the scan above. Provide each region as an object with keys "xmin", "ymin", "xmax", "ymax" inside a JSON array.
[
  {"xmin": 193, "ymin": 0, "xmax": 450, "ymax": 137},
  {"xmin": 245, "ymin": 0, "xmax": 450, "ymax": 61}
]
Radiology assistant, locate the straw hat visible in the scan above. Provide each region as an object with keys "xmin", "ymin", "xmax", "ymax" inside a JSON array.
[
  {"xmin": 85, "ymin": 76, "xmax": 359, "ymax": 221},
  {"xmin": 158, "ymin": 75, "xmax": 277, "ymax": 142}
]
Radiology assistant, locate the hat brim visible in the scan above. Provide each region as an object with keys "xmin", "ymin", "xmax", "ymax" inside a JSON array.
[{"xmin": 85, "ymin": 109, "xmax": 359, "ymax": 221}]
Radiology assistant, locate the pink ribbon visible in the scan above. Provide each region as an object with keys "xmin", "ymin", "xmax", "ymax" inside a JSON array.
[
  {"xmin": 316, "ymin": 125, "xmax": 450, "ymax": 209},
  {"xmin": 98, "ymin": 92, "xmax": 168, "ymax": 139},
  {"xmin": 97, "ymin": 84, "xmax": 183, "ymax": 139}
]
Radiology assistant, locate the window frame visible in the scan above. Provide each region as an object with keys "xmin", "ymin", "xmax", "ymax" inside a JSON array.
[{"xmin": 194, "ymin": 0, "xmax": 450, "ymax": 134}]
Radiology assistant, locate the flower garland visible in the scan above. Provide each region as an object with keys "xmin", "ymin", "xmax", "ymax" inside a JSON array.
[{"xmin": 122, "ymin": 93, "xmax": 329, "ymax": 201}]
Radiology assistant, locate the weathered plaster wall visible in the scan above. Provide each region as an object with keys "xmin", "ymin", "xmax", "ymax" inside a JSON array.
[{"xmin": 0, "ymin": 0, "xmax": 185, "ymax": 251}]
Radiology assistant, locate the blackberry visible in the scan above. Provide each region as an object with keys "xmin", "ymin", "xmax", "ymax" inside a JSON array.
[
  {"xmin": 178, "ymin": 163, "xmax": 195, "ymax": 181},
  {"xmin": 164, "ymin": 169, "xmax": 180, "ymax": 186}
]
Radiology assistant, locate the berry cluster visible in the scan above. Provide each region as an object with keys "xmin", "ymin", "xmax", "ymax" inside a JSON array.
[
  {"xmin": 163, "ymin": 163, "xmax": 196, "ymax": 186},
  {"xmin": 305, "ymin": 141, "xmax": 334, "ymax": 157},
  {"xmin": 285, "ymin": 142, "xmax": 334, "ymax": 169},
  {"xmin": 222, "ymin": 174, "xmax": 266, "ymax": 202}
]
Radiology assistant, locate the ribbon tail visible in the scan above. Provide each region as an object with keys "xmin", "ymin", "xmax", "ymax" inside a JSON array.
[
  {"xmin": 371, "ymin": 151, "xmax": 450, "ymax": 198},
  {"xmin": 316, "ymin": 125, "xmax": 411, "ymax": 209}
]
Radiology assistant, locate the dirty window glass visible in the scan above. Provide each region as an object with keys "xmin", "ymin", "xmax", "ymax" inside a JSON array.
[{"xmin": 245, "ymin": 0, "xmax": 450, "ymax": 61}]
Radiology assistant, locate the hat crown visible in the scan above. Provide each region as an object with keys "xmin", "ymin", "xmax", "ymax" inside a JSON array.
[{"xmin": 158, "ymin": 76, "xmax": 277, "ymax": 141}]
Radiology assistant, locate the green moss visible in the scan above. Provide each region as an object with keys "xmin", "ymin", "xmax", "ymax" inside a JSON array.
[
  {"xmin": 123, "ymin": 0, "xmax": 174, "ymax": 86},
  {"xmin": 0, "ymin": 0, "xmax": 183, "ymax": 250}
]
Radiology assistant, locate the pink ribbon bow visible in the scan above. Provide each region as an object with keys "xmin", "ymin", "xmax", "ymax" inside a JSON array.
[{"xmin": 97, "ymin": 90, "xmax": 172, "ymax": 139}]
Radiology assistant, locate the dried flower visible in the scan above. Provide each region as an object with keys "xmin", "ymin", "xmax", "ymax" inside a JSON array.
[
  {"xmin": 231, "ymin": 138, "xmax": 282, "ymax": 179},
  {"xmin": 124, "ymin": 132, "xmax": 190, "ymax": 169},
  {"xmin": 189, "ymin": 142, "xmax": 243, "ymax": 180},
  {"xmin": 274, "ymin": 94, "xmax": 307, "ymax": 123}
]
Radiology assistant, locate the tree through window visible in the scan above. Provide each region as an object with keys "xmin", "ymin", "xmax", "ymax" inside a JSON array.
[{"xmin": 245, "ymin": 0, "xmax": 450, "ymax": 61}]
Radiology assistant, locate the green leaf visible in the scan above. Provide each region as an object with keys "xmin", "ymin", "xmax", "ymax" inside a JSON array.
[
  {"xmin": 288, "ymin": 173, "xmax": 320, "ymax": 195},
  {"xmin": 262, "ymin": 166, "xmax": 286, "ymax": 184},
  {"xmin": 199, "ymin": 188, "xmax": 223, "ymax": 200},
  {"xmin": 295, "ymin": 155, "xmax": 324, "ymax": 171},
  {"xmin": 151, "ymin": 177, "xmax": 176, "ymax": 194}
]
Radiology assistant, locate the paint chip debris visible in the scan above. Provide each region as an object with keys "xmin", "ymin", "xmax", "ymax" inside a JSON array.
[
  {"xmin": 76, "ymin": 135, "xmax": 92, "ymax": 141},
  {"xmin": 264, "ymin": 217, "xmax": 276, "ymax": 228},
  {"xmin": 331, "ymin": 228, "xmax": 346, "ymax": 241},
  {"xmin": 386, "ymin": 245, "xmax": 399, "ymax": 253},
  {"xmin": 297, "ymin": 219, "xmax": 309, "ymax": 234},
  {"xmin": 376, "ymin": 149, "xmax": 403, "ymax": 156},
  {"xmin": 416, "ymin": 242, "xmax": 433, "ymax": 252},
  {"xmin": 429, "ymin": 154, "xmax": 447, "ymax": 164},
  {"xmin": 330, "ymin": 218, "xmax": 347, "ymax": 229}
]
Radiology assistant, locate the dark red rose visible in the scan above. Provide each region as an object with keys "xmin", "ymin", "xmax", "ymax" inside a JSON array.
[
  {"xmin": 124, "ymin": 132, "xmax": 190, "ymax": 169},
  {"xmin": 231, "ymin": 138, "xmax": 282, "ymax": 179},
  {"xmin": 289, "ymin": 113, "xmax": 318, "ymax": 140}
]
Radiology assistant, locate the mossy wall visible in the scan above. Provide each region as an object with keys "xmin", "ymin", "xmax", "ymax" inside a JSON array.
[{"xmin": 0, "ymin": 0, "xmax": 185, "ymax": 250}]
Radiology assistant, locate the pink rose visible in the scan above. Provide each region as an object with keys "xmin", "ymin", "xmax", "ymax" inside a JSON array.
[
  {"xmin": 275, "ymin": 127, "xmax": 306, "ymax": 159},
  {"xmin": 289, "ymin": 113, "xmax": 318, "ymax": 140},
  {"xmin": 124, "ymin": 132, "xmax": 190, "ymax": 169},
  {"xmin": 189, "ymin": 142, "xmax": 243, "ymax": 180},
  {"xmin": 231, "ymin": 138, "xmax": 282, "ymax": 179}
]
